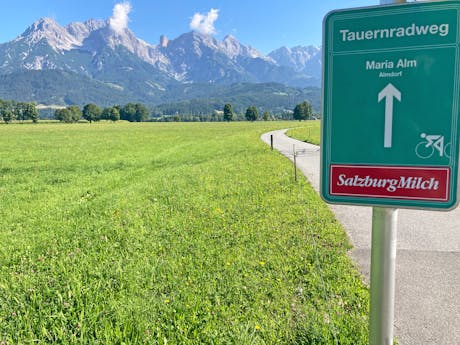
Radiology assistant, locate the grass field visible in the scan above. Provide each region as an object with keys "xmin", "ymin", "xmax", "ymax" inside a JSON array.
[
  {"xmin": 286, "ymin": 121, "xmax": 321, "ymax": 145},
  {"xmin": 0, "ymin": 122, "xmax": 367, "ymax": 344}
]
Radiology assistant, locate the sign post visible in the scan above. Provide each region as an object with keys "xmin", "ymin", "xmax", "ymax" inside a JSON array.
[
  {"xmin": 322, "ymin": 1, "xmax": 460, "ymax": 344},
  {"xmin": 370, "ymin": 3, "xmax": 404, "ymax": 345},
  {"xmin": 369, "ymin": 207, "xmax": 398, "ymax": 345}
]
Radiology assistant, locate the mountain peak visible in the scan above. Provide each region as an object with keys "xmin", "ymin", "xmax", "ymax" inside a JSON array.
[
  {"xmin": 18, "ymin": 17, "xmax": 81, "ymax": 51},
  {"xmin": 23, "ymin": 17, "xmax": 61, "ymax": 35},
  {"xmin": 65, "ymin": 19, "xmax": 107, "ymax": 43},
  {"xmin": 33, "ymin": 17, "xmax": 59, "ymax": 27},
  {"xmin": 223, "ymin": 34, "xmax": 238, "ymax": 42},
  {"xmin": 268, "ymin": 45, "xmax": 322, "ymax": 78},
  {"xmin": 220, "ymin": 34, "xmax": 269, "ymax": 61},
  {"xmin": 187, "ymin": 30, "xmax": 220, "ymax": 42},
  {"xmin": 170, "ymin": 31, "xmax": 220, "ymax": 54}
]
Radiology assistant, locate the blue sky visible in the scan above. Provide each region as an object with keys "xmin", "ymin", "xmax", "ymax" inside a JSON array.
[{"xmin": 0, "ymin": 0, "xmax": 385, "ymax": 54}]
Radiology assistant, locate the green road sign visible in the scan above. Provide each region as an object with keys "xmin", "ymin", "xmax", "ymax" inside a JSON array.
[{"xmin": 321, "ymin": 1, "xmax": 460, "ymax": 209}]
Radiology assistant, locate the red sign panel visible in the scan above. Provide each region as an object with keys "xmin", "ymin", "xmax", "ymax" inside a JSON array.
[{"xmin": 330, "ymin": 165, "xmax": 450, "ymax": 201}]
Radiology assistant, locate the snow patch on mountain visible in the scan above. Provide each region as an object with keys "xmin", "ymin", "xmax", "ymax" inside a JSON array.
[{"xmin": 23, "ymin": 55, "xmax": 57, "ymax": 70}]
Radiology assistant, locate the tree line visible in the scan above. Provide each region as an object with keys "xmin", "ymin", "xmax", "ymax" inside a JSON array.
[
  {"xmin": 54, "ymin": 103, "xmax": 150, "ymax": 123},
  {"xmin": 223, "ymin": 101, "xmax": 313, "ymax": 122},
  {"xmin": 0, "ymin": 98, "xmax": 315, "ymax": 124},
  {"xmin": 156, "ymin": 101, "xmax": 315, "ymax": 122},
  {"xmin": 0, "ymin": 99, "xmax": 39, "ymax": 123}
]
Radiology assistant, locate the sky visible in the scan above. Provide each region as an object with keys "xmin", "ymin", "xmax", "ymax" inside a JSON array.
[{"xmin": 0, "ymin": 0, "xmax": 414, "ymax": 54}]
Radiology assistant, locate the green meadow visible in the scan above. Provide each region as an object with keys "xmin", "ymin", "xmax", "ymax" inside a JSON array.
[
  {"xmin": 286, "ymin": 121, "xmax": 321, "ymax": 145},
  {"xmin": 0, "ymin": 122, "xmax": 367, "ymax": 344}
]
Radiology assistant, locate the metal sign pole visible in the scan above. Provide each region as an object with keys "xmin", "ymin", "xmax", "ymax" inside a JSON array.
[
  {"xmin": 369, "ymin": 5, "xmax": 404, "ymax": 345},
  {"xmin": 369, "ymin": 207, "xmax": 398, "ymax": 345}
]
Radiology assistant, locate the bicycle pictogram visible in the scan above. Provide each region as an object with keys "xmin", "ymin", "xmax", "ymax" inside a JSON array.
[{"xmin": 415, "ymin": 133, "xmax": 451, "ymax": 159}]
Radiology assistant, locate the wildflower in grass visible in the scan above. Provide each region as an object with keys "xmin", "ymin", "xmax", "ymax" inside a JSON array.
[
  {"xmin": 164, "ymin": 299, "xmax": 170, "ymax": 304},
  {"xmin": 255, "ymin": 324, "xmax": 261, "ymax": 331},
  {"xmin": 259, "ymin": 261, "xmax": 265, "ymax": 266}
]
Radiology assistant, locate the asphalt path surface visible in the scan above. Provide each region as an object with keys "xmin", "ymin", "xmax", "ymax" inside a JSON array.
[{"xmin": 261, "ymin": 129, "xmax": 460, "ymax": 345}]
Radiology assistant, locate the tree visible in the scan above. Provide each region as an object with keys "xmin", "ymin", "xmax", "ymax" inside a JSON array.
[
  {"xmin": 14, "ymin": 102, "xmax": 26, "ymax": 122},
  {"xmin": 245, "ymin": 106, "xmax": 259, "ymax": 122},
  {"xmin": 223, "ymin": 103, "xmax": 234, "ymax": 122},
  {"xmin": 0, "ymin": 100, "xmax": 14, "ymax": 124},
  {"xmin": 68, "ymin": 105, "xmax": 82, "ymax": 122},
  {"xmin": 263, "ymin": 111, "xmax": 270, "ymax": 121},
  {"xmin": 23, "ymin": 102, "xmax": 39, "ymax": 123},
  {"xmin": 54, "ymin": 106, "xmax": 81, "ymax": 123},
  {"xmin": 100, "ymin": 107, "xmax": 110, "ymax": 121},
  {"xmin": 101, "ymin": 106, "xmax": 120, "ymax": 122},
  {"xmin": 120, "ymin": 103, "xmax": 150, "ymax": 122},
  {"xmin": 133, "ymin": 103, "xmax": 150, "ymax": 122},
  {"xmin": 54, "ymin": 108, "xmax": 73, "ymax": 123},
  {"xmin": 293, "ymin": 101, "xmax": 313, "ymax": 121},
  {"xmin": 82, "ymin": 103, "xmax": 101, "ymax": 123},
  {"xmin": 120, "ymin": 103, "xmax": 136, "ymax": 122}
]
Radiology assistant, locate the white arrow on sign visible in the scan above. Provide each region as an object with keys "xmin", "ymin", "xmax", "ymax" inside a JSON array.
[{"xmin": 378, "ymin": 83, "xmax": 401, "ymax": 148}]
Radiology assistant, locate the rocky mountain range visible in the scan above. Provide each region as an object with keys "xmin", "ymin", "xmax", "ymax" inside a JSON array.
[{"xmin": 0, "ymin": 17, "xmax": 322, "ymax": 111}]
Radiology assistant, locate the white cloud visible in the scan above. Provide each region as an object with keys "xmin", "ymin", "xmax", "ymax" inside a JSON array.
[
  {"xmin": 189, "ymin": 8, "xmax": 219, "ymax": 35},
  {"xmin": 109, "ymin": 2, "xmax": 132, "ymax": 33}
]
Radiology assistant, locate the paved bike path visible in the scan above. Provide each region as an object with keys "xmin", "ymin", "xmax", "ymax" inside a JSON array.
[{"xmin": 261, "ymin": 129, "xmax": 460, "ymax": 345}]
